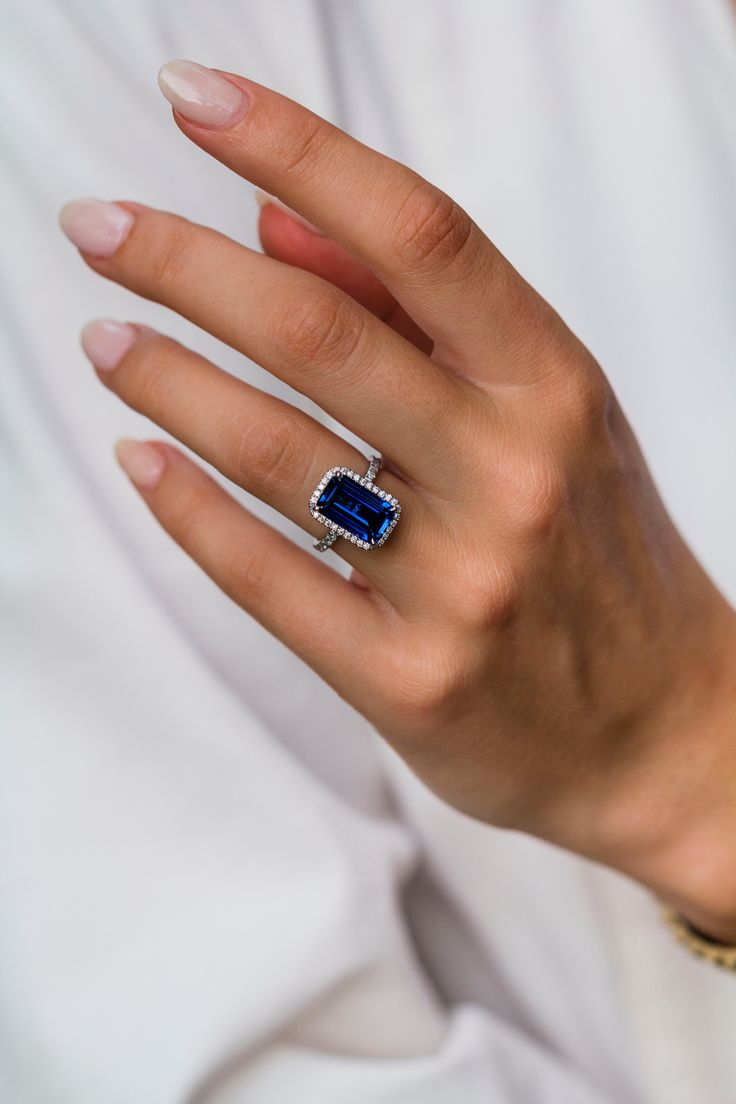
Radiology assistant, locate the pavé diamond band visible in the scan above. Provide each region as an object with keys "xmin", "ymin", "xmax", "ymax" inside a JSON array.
[{"xmin": 311, "ymin": 454, "xmax": 401, "ymax": 552}]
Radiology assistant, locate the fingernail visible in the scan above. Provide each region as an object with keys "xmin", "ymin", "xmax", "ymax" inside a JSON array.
[
  {"xmin": 59, "ymin": 199, "xmax": 134, "ymax": 257},
  {"xmin": 254, "ymin": 189, "xmax": 323, "ymax": 235},
  {"xmin": 115, "ymin": 439, "xmax": 166, "ymax": 490},
  {"xmin": 157, "ymin": 60, "xmax": 248, "ymax": 128},
  {"xmin": 81, "ymin": 319, "xmax": 138, "ymax": 372}
]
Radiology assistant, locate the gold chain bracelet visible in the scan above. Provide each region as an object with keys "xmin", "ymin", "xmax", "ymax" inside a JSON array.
[{"xmin": 661, "ymin": 904, "xmax": 736, "ymax": 971}]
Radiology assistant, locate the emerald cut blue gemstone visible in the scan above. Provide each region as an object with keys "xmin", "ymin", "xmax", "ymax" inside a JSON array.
[{"xmin": 317, "ymin": 474, "xmax": 396, "ymax": 546}]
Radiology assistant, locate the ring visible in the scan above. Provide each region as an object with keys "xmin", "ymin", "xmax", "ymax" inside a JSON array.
[{"xmin": 310, "ymin": 455, "xmax": 402, "ymax": 552}]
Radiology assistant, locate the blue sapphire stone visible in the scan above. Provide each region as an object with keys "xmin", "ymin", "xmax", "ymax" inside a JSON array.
[{"xmin": 317, "ymin": 474, "xmax": 396, "ymax": 546}]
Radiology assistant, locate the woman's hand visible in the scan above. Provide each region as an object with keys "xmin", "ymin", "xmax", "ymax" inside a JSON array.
[{"xmin": 60, "ymin": 61, "xmax": 736, "ymax": 941}]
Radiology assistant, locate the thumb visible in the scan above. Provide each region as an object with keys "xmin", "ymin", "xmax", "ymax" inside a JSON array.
[{"xmin": 255, "ymin": 193, "xmax": 432, "ymax": 353}]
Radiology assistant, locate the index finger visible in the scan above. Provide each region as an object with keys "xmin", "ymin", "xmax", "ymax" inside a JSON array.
[{"xmin": 157, "ymin": 60, "xmax": 540, "ymax": 372}]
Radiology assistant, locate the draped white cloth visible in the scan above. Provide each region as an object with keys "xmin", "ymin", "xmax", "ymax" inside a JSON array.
[{"xmin": 2, "ymin": 2, "xmax": 736, "ymax": 1101}]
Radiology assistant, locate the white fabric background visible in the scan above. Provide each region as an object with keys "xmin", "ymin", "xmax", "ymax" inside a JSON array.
[{"xmin": 2, "ymin": 2, "xmax": 736, "ymax": 1101}]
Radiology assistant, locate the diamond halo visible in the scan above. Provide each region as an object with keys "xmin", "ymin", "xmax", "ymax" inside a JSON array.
[{"xmin": 310, "ymin": 455, "xmax": 402, "ymax": 552}]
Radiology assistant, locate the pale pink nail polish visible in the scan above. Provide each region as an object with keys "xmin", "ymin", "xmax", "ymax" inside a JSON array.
[
  {"xmin": 81, "ymin": 319, "xmax": 137, "ymax": 372},
  {"xmin": 59, "ymin": 199, "xmax": 134, "ymax": 257},
  {"xmin": 115, "ymin": 440, "xmax": 166, "ymax": 490},
  {"xmin": 157, "ymin": 60, "xmax": 248, "ymax": 128},
  {"xmin": 254, "ymin": 190, "xmax": 323, "ymax": 235}
]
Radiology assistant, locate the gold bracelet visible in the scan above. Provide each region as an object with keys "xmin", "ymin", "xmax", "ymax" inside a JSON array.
[{"xmin": 661, "ymin": 904, "xmax": 736, "ymax": 971}]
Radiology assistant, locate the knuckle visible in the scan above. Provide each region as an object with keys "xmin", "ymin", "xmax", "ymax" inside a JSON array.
[
  {"xmin": 275, "ymin": 290, "xmax": 366, "ymax": 378},
  {"xmin": 511, "ymin": 459, "xmax": 569, "ymax": 537},
  {"xmin": 565, "ymin": 367, "xmax": 612, "ymax": 434},
  {"xmin": 235, "ymin": 413, "xmax": 311, "ymax": 493},
  {"xmin": 390, "ymin": 182, "xmax": 474, "ymax": 273},
  {"xmin": 387, "ymin": 644, "xmax": 467, "ymax": 728},
  {"xmin": 145, "ymin": 221, "xmax": 194, "ymax": 294},
  {"xmin": 537, "ymin": 334, "xmax": 613, "ymax": 437},
  {"xmin": 449, "ymin": 559, "xmax": 521, "ymax": 631},
  {"xmin": 164, "ymin": 479, "xmax": 275, "ymax": 610},
  {"xmin": 126, "ymin": 335, "xmax": 180, "ymax": 416},
  {"xmin": 280, "ymin": 115, "xmax": 336, "ymax": 181},
  {"xmin": 169, "ymin": 482, "xmax": 214, "ymax": 550},
  {"xmin": 222, "ymin": 544, "xmax": 274, "ymax": 606}
]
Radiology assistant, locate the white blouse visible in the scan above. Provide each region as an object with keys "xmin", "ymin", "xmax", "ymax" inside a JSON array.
[{"xmin": 2, "ymin": 2, "xmax": 735, "ymax": 1101}]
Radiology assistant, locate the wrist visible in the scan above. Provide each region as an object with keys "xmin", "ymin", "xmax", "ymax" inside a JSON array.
[
  {"xmin": 645, "ymin": 816, "xmax": 736, "ymax": 945},
  {"xmin": 591, "ymin": 596, "xmax": 736, "ymax": 943}
]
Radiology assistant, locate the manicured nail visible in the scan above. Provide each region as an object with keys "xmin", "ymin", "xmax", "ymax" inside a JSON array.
[
  {"xmin": 115, "ymin": 439, "xmax": 166, "ymax": 490},
  {"xmin": 157, "ymin": 60, "xmax": 247, "ymax": 128},
  {"xmin": 59, "ymin": 199, "xmax": 134, "ymax": 258},
  {"xmin": 254, "ymin": 189, "xmax": 323, "ymax": 235},
  {"xmin": 81, "ymin": 319, "xmax": 138, "ymax": 372}
]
